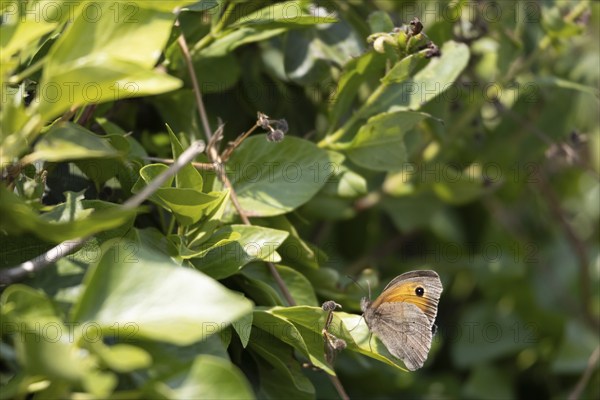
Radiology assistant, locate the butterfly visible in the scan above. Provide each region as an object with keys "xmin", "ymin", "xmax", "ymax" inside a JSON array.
[{"xmin": 360, "ymin": 270, "xmax": 443, "ymax": 371}]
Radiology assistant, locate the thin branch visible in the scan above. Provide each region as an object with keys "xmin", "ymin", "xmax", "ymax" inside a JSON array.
[
  {"xmin": 568, "ymin": 346, "xmax": 600, "ymax": 400},
  {"xmin": 220, "ymin": 123, "xmax": 260, "ymax": 162},
  {"xmin": 144, "ymin": 156, "xmax": 215, "ymax": 170},
  {"xmin": 328, "ymin": 375, "xmax": 350, "ymax": 400},
  {"xmin": 0, "ymin": 141, "xmax": 206, "ymax": 286},
  {"xmin": 217, "ymin": 159, "xmax": 297, "ymax": 306},
  {"xmin": 176, "ymin": 22, "xmax": 212, "ymax": 141},
  {"xmin": 176, "ymin": 24, "xmax": 297, "ymax": 306}
]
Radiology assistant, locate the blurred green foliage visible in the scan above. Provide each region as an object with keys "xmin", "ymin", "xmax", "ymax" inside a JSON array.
[{"xmin": 1, "ymin": 1, "xmax": 599, "ymax": 399}]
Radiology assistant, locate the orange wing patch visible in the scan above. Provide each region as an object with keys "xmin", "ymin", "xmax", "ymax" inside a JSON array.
[{"xmin": 371, "ymin": 282, "xmax": 438, "ymax": 321}]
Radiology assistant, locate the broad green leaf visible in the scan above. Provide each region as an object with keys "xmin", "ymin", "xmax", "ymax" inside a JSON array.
[
  {"xmin": 253, "ymin": 308, "xmax": 332, "ymax": 373},
  {"xmin": 182, "ymin": 1, "xmax": 220, "ymax": 12},
  {"xmin": 367, "ymin": 11, "xmax": 394, "ymax": 33},
  {"xmin": 198, "ymin": 27, "xmax": 287, "ymax": 58},
  {"xmin": 285, "ymin": 307, "xmax": 408, "ymax": 370},
  {"xmin": 37, "ymin": 58, "xmax": 182, "ymax": 120},
  {"xmin": 189, "ymin": 52, "xmax": 241, "ymax": 93},
  {"xmin": 225, "ymin": 135, "xmax": 332, "ymax": 216},
  {"xmin": 132, "ymin": 335, "xmax": 230, "ymax": 378},
  {"xmin": 0, "ymin": 285, "xmax": 117, "ymax": 397},
  {"xmin": 71, "ymin": 240, "xmax": 254, "ymax": 345},
  {"xmin": 248, "ymin": 326, "xmax": 315, "ymax": 399},
  {"xmin": 135, "ymin": 1, "xmax": 197, "ymax": 12},
  {"xmin": 24, "ymin": 122, "xmax": 121, "ymax": 163},
  {"xmin": 146, "ymin": 355, "xmax": 255, "ymax": 399},
  {"xmin": 359, "ymin": 41, "xmax": 470, "ymax": 117},
  {"xmin": 340, "ymin": 111, "xmax": 429, "ymax": 171},
  {"xmin": 265, "ymin": 306, "xmax": 408, "ymax": 371},
  {"xmin": 37, "ymin": 3, "xmax": 182, "ymax": 119},
  {"xmin": 231, "ymin": 1, "xmax": 337, "ymax": 28},
  {"xmin": 0, "ymin": 20, "xmax": 57, "ymax": 63},
  {"xmin": 133, "ymin": 163, "xmax": 220, "ymax": 226},
  {"xmin": 45, "ymin": 2, "xmax": 175, "ymax": 70},
  {"xmin": 190, "ymin": 225, "xmax": 289, "ymax": 280},
  {"xmin": 0, "ymin": 186, "xmax": 136, "ymax": 243},
  {"xmin": 89, "ymin": 342, "xmax": 152, "ymax": 373}
]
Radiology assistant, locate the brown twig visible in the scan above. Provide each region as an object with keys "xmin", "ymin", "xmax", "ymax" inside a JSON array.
[
  {"xmin": 177, "ymin": 24, "xmax": 296, "ymax": 307},
  {"xmin": 144, "ymin": 156, "xmax": 215, "ymax": 170},
  {"xmin": 220, "ymin": 123, "xmax": 261, "ymax": 162},
  {"xmin": 568, "ymin": 346, "xmax": 600, "ymax": 400},
  {"xmin": 178, "ymin": 17, "xmax": 350, "ymax": 400},
  {"xmin": 176, "ymin": 21, "xmax": 212, "ymax": 141}
]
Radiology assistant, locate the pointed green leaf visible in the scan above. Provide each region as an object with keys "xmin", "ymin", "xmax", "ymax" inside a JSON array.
[{"xmin": 71, "ymin": 241, "xmax": 254, "ymax": 346}]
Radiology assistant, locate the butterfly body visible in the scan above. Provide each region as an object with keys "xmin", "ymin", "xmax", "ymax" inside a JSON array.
[{"xmin": 361, "ymin": 270, "xmax": 443, "ymax": 371}]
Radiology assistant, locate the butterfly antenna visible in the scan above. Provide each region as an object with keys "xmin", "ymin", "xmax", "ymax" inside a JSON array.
[{"xmin": 345, "ymin": 275, "xmax": 366, "ymax": 294}]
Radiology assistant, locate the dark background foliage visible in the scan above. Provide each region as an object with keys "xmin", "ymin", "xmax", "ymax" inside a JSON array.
[{"xmin": 1, "ymin": 1, "xmax": 598, "ymax": 399}]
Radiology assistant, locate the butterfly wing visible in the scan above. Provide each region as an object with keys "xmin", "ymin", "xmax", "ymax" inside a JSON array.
[
  {"xmin": 366, "ymin": 301, "xmax": 433, "ymax": 371},
  {"xmin": 372, "ymin": 270, "xmax": 442, "ymax": 325}
]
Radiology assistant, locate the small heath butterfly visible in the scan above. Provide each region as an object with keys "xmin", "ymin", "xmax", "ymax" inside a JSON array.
[{"xmin": 360, "ymin": 270, "xmax": 443, "ymax": 371}]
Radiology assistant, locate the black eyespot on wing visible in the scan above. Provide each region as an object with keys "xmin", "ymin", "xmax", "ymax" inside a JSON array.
[{"xmin": 415, "ymin": 287, "xmax": 424, "ymax": 296}]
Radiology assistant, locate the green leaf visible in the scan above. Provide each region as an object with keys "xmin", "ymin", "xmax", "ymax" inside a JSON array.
[
  {"xmin": 167, "ymin": 125, "xmax": 203, "ymax": 190},
  {"xmin": 90, "ymin": 342, "xmax": 152, "ymax": 373},
  {"xmin": 253, "ymin": 308, "xmax": 332, "ymax": 373},
  {"xmin": 225, "ymin": 135, "xmax": 332, "ymax": 216},
  {"xmin": 190, "ymin": 225, "xmax": 289, "ymax": 280},
  {"xmin": 341, "ymin": 111, "xmax": 429, "ymax": 171},
  {"xmin": 71, "ymin": 240, "xmax": 254, "ymax": 346},
  {"xmin": 367, "ymin": 11, "xmax": 394, "ymax": 33},
  {"xmin": 0, "ymin": 285, "xmax": 117, "ymax": 397},
  {"xmin": 248, "ymin": 326, "xmax": 315, "ymax": 399},
  {"xmin": 133, "ymin": 163, "xmax": 220, "ymax": 226},
  {"xmin": 146, "ymin": 355, "xmax": 255, "ymax": 399},
  {"xmin": 25, "ymin": 122, "xmax": 121, "ymax": 163},
  {"xmin": 0, "ymin": 186, "xmax": 136, "ymax": 243},
  {"xmin": 231, "ymin": 1, "xmax": 338, "ymax": 28},
  {"xmin": 360, "ymin": 41, "xmax": 470, "ymax": 116},
  {"xmin": 38, "ymin": 58, "xmax": 182, "ymax": 120},
  {"xmin": 0, "ymin": 20, "xmax": 57, "ymax": 63},
  {"xmin": 37, "ymin": 3, "xmax": 182, "ymax": 119},
  {"xmin": 198, "ymin": 26, "xmax": 287, "ymax": 58}
]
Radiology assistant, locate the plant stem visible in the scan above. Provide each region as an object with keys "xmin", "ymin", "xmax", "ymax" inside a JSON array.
[
  {"xmin": 178, "ymin": 18, "xmax": 296, "ymax": 306},
  {"xmin": 176, "ymin": 25, "xmax": 212, "ymax": 141}
]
